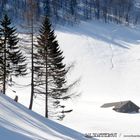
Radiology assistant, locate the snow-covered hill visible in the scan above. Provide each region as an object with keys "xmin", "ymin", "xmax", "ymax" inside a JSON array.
[
  {"xmin": 56, "ymin": 21, "xmax": 140, "ymax": 140},
  {"xmin": 0, "ymin": 93, "xmax": 91, "ymax": 140},
  {"xmin": 6, "ymin": 20, "xmax": 140, "ymax": 140}
]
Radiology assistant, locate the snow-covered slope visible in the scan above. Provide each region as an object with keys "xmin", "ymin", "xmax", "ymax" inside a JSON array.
[
  {"xmin": 57, "ymin": 21, "xmax": 140, "ymax": 102},
  {"xmin": 0, "ymin": 93, "xmax": 90, "ymax": 140},
  {"xmin": 56, "ymin": 21, "xmax": 140, "ymax": 140},
  {"xmin": 6, "ymin": 20, "xmax": 140, "ymax": 140}
]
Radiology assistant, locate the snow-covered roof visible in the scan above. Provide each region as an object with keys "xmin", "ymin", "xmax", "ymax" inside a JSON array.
[{"xmin": 101, "ymin": 100, "xmax": 140, "ymax": 109}]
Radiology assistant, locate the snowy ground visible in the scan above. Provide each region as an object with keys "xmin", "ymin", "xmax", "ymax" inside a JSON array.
[
  {"xmin": 0, "ymin": 93, "xmax": 91, "ymax": 140},
  {"xmin": 6, "ymin": 20, "xmax": 140, "ymax": 139},
  {"xmin": 56, "ymin": 21, "xmax": 140, "ymax": 140}
]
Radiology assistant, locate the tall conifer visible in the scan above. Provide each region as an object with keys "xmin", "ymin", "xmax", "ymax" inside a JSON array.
[
  {"xmin": 35, "ymin": 16, "xmax": 73, "ymax": 119},
  {"xmin": 0, "ymin": 14, "xmax": 27, "ymax": 94}
]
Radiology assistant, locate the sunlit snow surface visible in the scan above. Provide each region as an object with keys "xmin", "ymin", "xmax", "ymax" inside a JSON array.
[
  {"xmin": 0, "ymin": 94, "xmax": 90, "ymax": 140},
  {"xmin": 6, "ymin": 20, "xmax": 140, "ymax": 140}
]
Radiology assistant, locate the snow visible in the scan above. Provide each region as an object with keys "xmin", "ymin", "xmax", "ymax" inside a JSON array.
[
  {"xmin": 0, "ymin": 93, "xmax": 90, "ymax": 140},
  {"xmin": 56, "ymin": 21, "xmax": 140, "ymax": 140},
  {"xmin": 5, "ymin": 20, "xmax": 140, "ymax": 139}
]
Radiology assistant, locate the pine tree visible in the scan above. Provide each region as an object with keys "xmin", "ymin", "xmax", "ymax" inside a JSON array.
[
  {"xmin": 0, "ymin": 14, "xmax": 27, "ymax": 94},
  {"xmin": 34, "ymin": 16, "xmax": 74, "ymax": 119},
  {"xmin": 24, "ymin": 0, "xmax": 38, "ymax": 110}
]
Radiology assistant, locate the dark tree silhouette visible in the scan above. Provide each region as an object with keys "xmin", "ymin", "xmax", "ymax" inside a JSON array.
[
  {"xmin": 0, "ymin": 14, "xmax": 27, "ymax": 94},
  {"xmin": 34, "ymin": 16, "xmax": 77, "ymax": 119}
]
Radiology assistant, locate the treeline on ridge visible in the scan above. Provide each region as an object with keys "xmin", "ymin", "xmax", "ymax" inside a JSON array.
[{"xmin": 0, "ymin": 0, "xmax": 140, "ymax": 25}]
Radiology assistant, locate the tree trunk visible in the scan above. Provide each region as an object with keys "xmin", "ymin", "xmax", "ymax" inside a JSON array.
[
  {"xmin": 29, "ymin": 10, "xmax": 34, "ymax": 110},
  {"xmin": 3, "ymin": 39, "xmax": 6, "ymax": 94},
  {"xmin": 45, "ymin": 51, "xmax": 48, "ymax": 118}
]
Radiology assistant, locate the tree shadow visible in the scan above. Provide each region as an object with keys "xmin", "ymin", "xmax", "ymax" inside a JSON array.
[
  {"xmin": 0, "ymin": 94, "xmax": 98, "ymax": 140},
  {"xmin": 57, "ymin": 21, "xmax": 140, "ymax": 50},
  {"xmin": 0, "ymin": 125, "xmax": 33, "ymax": 140}
]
